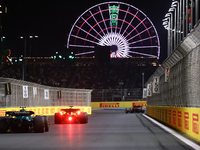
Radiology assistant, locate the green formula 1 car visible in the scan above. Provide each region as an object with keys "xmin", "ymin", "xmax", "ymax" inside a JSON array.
[{"xmin": 0, "ymin": 107, "xmax": 49, "ymax": 133}]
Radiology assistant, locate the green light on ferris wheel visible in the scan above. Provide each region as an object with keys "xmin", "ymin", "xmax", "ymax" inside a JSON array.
[{"xmin": 109, "ymin": 5, "xmax": 119, "ymax": 27}]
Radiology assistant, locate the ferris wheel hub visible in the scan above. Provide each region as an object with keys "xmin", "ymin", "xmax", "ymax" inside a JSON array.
[{"xmin": 98, "ymin": 32, "xmax": 129, "ymax": 58}]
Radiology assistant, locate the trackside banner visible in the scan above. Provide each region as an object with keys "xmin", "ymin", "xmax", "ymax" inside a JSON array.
[
  {"xmin": 0, "ymin": 106, "xmax": 91, "ymax": 116},
  {"xmin": 91, "ymin": 101, "xmax": 147, "ymax": 108},
  {"xmin": 146, "ymin": 106, "xmax": 200, "ymax": 142}
]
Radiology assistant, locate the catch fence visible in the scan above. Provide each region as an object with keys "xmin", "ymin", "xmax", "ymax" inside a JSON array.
[
  {"xmin": 0, "ymin": 78, "xmax": 92, "ymax": 108},
  {"xmin": 145, "ymin": 20, "xmax": 200, "ymax": 107}
]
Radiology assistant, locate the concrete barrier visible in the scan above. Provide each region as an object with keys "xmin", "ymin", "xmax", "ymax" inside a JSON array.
[{"xmin": 147, "ymin": 106, "xmax": 200, "ymax": 141}]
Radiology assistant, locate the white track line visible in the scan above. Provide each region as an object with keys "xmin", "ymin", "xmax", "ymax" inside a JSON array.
[{"xmin": 143, "ymin": 114, "xmax": 200, "ymax": 150}]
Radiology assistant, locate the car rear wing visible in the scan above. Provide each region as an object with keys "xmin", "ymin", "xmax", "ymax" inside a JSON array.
[
  {"xmin": 60, "ymin": 109, "xmax": 80, "ymax": 112},
  {"xmin": 6, "ymin": 111, "xmax": 34, "ymax": 116}
]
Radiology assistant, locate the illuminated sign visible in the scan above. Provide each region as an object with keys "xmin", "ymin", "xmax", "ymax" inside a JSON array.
[
  {"xmin": 184, "ymin": 112, "xmax": 189, "ymax": 130},
  {"xmin": 165, "ymin": 68, "xmax": 170, "ymax": 82},
  {"xmin": 178, "ymin": 111, "xmax": 182, "ymax": 127},
  {"xmin": 192, "ymin": 113, "xmax": 199, "ymax": 134},
  {"xmin": 0, "ymin": 107, "xmax": 92, "ymax": 115},
  {"xmin": 109, "ymin": 5, "xmax": 119, "ymax": 27},
  {"xmin": 165, "ymin": 109, "xmax": 168, "ymax": 122},
  {"xmin": 132, "ymin": 102, "xmax": 147, "ymax": 107},
  {"xmin": 169, "ymin": 110, "xmax": 172, "ymax": 124},
  {"xmin": 0, "ymin": 110, "xmax": 7, "ymax": 117},
  {"xmin": 44, "ymin": 89, "xmax": 49, "ymax": 100},
  {"xmin": 100, "ymin": 103, "xmax": 119, "ymax": 108},
  {"xmin": 153, "ymin": 77, "xmax": 160, "ymax": 93},
  {"xmin": 23, "ymin": 86, "xmax": 28, "ymax": 98},
  {"xmin": 173, "ymin": 111, "xmax": 176, "ymax": 125}
]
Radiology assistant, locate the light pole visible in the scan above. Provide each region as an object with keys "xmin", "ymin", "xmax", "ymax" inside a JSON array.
[
  {"xmin": 183, "ymin": 0, "xmax": 186, "ymax": 37},
  {"xmin": 195, "ymin": 0, "xmax": 199, "ymax": 25},
  {"xmin": 171, "ymin": 1, "xmax": 179, "ymax": 48},
  {"xmin": 179, "ymin": 0, "xmax": 183, "ymax": 41},
  {"xmin": 142, "ymin": 73, "xmax": 144, "ymax": 100},
  {"xmin": 163, "ymin": 17, "xmax": 171, "ymax": 57},
  {"xmin": 191, "ymin": 0, "xmax": 194, "ymax": 30},
  {"xmin": 20, "ymin": 35, "xmax": 38, "ymax": 81},
  {"xmin": 119, "ymin": 81, "xmax": 124, "ymax": 101},
  {"xmin": 165, "ymin": 12, "xmax": 173, "ymax": 55}
]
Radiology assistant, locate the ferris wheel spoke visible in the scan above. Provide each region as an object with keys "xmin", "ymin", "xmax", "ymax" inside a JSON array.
[
  {"xmin": 71, "ymin": 34, "xmax": 99, "ymax": 45},
  {"xmin": 98, "ymin": 6, "xmax": 109, "ymax": 34},
  {"xmin": 69, "ymin": 44, "xmax": 95, "ymax": 48},
  {"xmin": 132, "ymin": 35, "xmax": 157, "ymax": 45},
  {"xmin": 81, "ymin": 17, "xmax": 103, "ymax": 39},
  {"xmin": 74, "ymin": 25, "xmax": 100, "ymax": 42},
  {"xmin": 89, "ymin": 11, "xmax": 106, "ymax": 36},
  {"xmin": 127, "ymin": 26, "xmax": 153, "ymax": 42},
  {"xmin": 75, "ymin": 51, "xmax": 95, "ymax": 56},
  {"xmin": 119, "ymin": 7, "xmax": 129, "ymax": 34},
  {"xmin": 121, "ymin": 11, "xmax": 138, "ymax": 36},
  {"xmin": 129, "ymin": 45, "xmax": 159, "ymax": 49},
  {"xmin": 108, "ymin": 4, "xmax": 114, "ymax": 33},
  {"xmin": 125, "ymin": 18, "xmax": 146, "ymax": 39},
  {"xmin": 128, "ymin": 50, "xmax": 157, "ymax": 57}
]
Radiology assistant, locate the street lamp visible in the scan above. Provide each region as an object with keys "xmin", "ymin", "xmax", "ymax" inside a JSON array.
[
  {"xmin": 171, "ymin": 1, "xmax": 180, "ymax": 48},
  {"xmin": 119, "ymin": 81, "xmax": 124, "ymax": 101},
  {"xmin": 195, "ymin": 0, "xmax": 199, "ymax": 25},
  {"xmin": 164, "ymin": 12, "xmax": 173, "ymax": 55},
  {"xmin": 20, "ymin": 35, "xmax": 38, "ymax": 81},
  {"xmin": 163, "ymin": 20, "xmax": 170, "ymax": 53}
]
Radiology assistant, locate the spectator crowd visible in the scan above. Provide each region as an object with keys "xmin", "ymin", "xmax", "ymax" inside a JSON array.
[{"xmin": 0, "ymin": 61, "xmax": 158, "ymax": 90}]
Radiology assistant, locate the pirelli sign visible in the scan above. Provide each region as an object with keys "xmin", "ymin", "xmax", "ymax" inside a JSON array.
[{"xmin": 100, "ymin": 103, "xmax": 120, "ymax": 108}]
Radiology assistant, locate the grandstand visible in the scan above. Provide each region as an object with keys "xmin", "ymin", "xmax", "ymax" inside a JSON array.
[{"xmin": 0, "ymin": 56, "xmax": 159, "ymax": 101}]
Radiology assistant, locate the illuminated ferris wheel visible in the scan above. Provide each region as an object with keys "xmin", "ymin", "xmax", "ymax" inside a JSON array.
[{"xmin": 67, "ymin": 1, "xmax": 160, "ymax": 59}]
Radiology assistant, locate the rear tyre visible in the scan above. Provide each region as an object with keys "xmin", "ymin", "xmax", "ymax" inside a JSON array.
[
  {"xmin": 44, "ymin": 116, "xmax": 49, "ymax": 132},
  {"xmin": 0, "ymin": 117, "xmax": 8, "ymax": 133},
  {"xmin": 125, "ymin": 108, "xmax": 128, "ymax": 113},
  {"xmin": 34, "ymin": 116, "xmax": 45, "ymax": 133},
  {"xmin": 79, "ymin": 112, "xmax": 88, "ymax": 124},
  {"xmin": 54, "ymin": 113, "xmax": 62, "ymax": 124}
]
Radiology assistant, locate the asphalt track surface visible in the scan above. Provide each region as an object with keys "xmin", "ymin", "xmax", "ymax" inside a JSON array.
[{"xmin": 0, "ymin": 110, "xmax": 196, "ymax": 150}]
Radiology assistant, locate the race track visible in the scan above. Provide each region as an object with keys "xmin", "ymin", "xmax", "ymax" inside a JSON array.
[{"xmin": 0, "ymin": 110, "xmax": 195, "ymax": 150}]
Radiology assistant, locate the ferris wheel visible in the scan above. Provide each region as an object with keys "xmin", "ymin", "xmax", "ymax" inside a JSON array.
[{"xmin": 67, "ymin": 1, "xmax": 160, "ymax": 59}]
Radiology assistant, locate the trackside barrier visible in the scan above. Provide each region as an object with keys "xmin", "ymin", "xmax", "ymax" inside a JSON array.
[
  {"xmin": 0, "ymin": 106, "xmax": 91, "ymax": 116},
  {"xmin": 145, "ymin": 21, "xmax": 200, "ymax": 142},
  {"xmin": 145, "ymin": 20, "xmax": 200, "ymax": 107},
  {"xmin": 91, "ymin": 101, "xmax": 147, "ymax": 109},
  {"xmin": 0, "ymin": 78, "xmax": 92, "ymax": 108},
  {"xmin": 146, "ymin": 106, "xmax": 200, "ymax": 141}
]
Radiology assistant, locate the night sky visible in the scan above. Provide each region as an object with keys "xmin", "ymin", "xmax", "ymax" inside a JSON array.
[{"xmin": 1, "ymin": 0, "xmax": 171, "ymax": 63}]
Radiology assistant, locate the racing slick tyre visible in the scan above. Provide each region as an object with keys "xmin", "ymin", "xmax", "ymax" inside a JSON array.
[
  {"xmin": 34, "ymin": 116, "xmax": 45, "ymax": 133},
  {"xmin": 129, "ymin": 108, "xmax": 132, "ymax": 113},
  {"xmin": 44, "ymin": 116, "xmax": 49, "ymax": 132},
  {"xmin": 79, "ymin": 112, "xmax": 88, "ymax": 124},
  {"xmin": 0, "ymin": 117, "xmax": 8, "ymax": 133},
  {"xmin": 54, "ymin": 113, "xmax": 62, "ymax": 124},
  {"xmin": 130, "ymin": 108, "xmax": 134, "ymax": 113},
  {"xmin": 125, "ymin": 108, "xmax": 129, "ymax": 113}
]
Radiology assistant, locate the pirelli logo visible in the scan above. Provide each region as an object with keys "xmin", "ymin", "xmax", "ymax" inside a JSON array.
[
  {"xmin": 100, "ymin": 103, "xmax": 120, "ymax": 108},
  {"xmin": 0, "ymin": 110, "xmax": 7, "ymax": 117}
]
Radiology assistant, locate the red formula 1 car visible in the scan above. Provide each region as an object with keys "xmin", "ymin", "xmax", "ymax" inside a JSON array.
[
  {"xmin": 54, "ymin": 107, "xmax": 88, "ymax": 124},
  {"xmin": 125, "ymin": 106, "xmax": 145, "ymax": 113}
]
